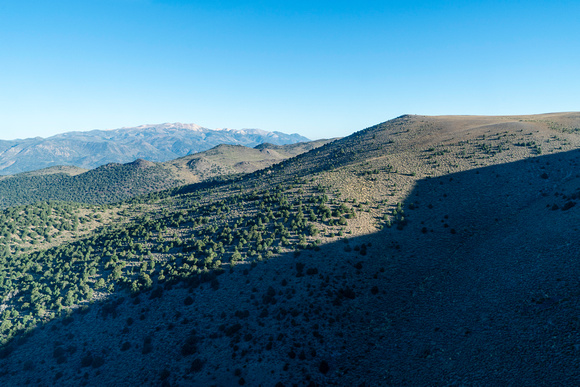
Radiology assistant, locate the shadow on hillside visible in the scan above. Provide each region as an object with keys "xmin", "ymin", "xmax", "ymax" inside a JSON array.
[{"xmin": 2, "ymin": 149, "xmax": 580, "ymax": 386}]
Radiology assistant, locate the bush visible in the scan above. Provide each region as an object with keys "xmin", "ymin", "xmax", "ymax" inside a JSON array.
[
  {"xmin": 190, "ymin": 358, "xmax": 205, "ymax": 373},
  {"xmin": 307, "ymin": 224, "xmax": 319, "ymax": 236},
  {"xmin": 142, "ymin": 336, "xmax": 153, "ymax": 354},
  {"xmin": 225, "ymin": 323, "xmax": 242, "ymax": 337},
  {"xmin": 181, "ymin": 333, "xmax": 199, "ymax": 356},
  {"xmin": 81, "ymin": 353, "xmax": 93, "ymax": 367},
  {"xmin": 160, "ymin": 369, "xmax": 170, "ymax": 381},
  {"xmin": 210, "ymin": 278, "xmax": 220, "ymax": 291},
  {"xmin": 149, "ymin": 286, "xmax": 163, "ymax": 299},
  {"xmin": 92, "ymin": 355, "xmax": 105, "ymax": 368},
  {"xmin": 23, "ymin": 360, "xmax": 35, "ymax": 371},
  {"xmin": 319, "ymin": 360, "xmax": 330, "ymax": 374}
]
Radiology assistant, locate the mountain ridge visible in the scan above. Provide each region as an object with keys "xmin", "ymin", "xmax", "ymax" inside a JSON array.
[{"xmin": 0, "ymin": 139, "xmax": 334, "ymax": 208}]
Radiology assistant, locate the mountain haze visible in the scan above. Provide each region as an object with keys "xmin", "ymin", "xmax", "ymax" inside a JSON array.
[{"xmin": 0, "ymin": 123, "xmax": 310, "ymax": 175}]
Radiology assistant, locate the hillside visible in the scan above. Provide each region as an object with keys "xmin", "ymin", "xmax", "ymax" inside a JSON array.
[
  {"xmin": 0, "ymin": 113, "xmax": 579, "ymax": 386},
  {"xmin": 0, "ymin": 123, "xmax": 310, "ymax": 175},
  {"xmin": 0, "ymin": 140, "xmax": 332, "ymax": 208},
  {"xmin": 165, "ymin": 139, "xmax": 334, "ymax": 184},
  {"xmin": 0, "ymin": 165, "xmax": 88, "ymax": 180}
]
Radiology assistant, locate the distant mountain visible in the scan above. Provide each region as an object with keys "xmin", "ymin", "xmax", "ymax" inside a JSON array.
[{"xmin": 0, "ymin": 123, "xmax": 310, "ymax": 175}]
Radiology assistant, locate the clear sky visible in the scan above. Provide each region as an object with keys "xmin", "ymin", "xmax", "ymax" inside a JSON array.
[{"xmin": 1, "ymin": 0, "xmax": 578, "ymax": 140}]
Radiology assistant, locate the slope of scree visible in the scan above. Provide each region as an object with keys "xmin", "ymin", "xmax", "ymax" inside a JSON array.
[{"xmin": 0, "ymin": 113, "xmax": 579, "ymax": 385}]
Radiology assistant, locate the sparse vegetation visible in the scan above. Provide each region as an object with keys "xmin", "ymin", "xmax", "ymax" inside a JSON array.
[{"xmin": 0, "ymin": 113, "xmax": 579, "ymax": 386}]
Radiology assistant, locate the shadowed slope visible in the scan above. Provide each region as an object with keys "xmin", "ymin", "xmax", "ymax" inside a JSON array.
[{"xmin": 0, "ymin": 147, "xmax": 578, "ymax": 385}]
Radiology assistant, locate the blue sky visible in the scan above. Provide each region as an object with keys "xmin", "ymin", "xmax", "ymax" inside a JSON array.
[{"xmin": 1, "ymin": 0, "xmax": 578, "ymax": 140}]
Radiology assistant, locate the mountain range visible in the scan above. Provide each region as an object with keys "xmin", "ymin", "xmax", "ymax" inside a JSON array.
[{"xmin": 0, "ymin": 123, "xmax": 310, "ymax": 175}]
